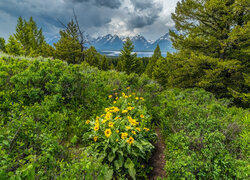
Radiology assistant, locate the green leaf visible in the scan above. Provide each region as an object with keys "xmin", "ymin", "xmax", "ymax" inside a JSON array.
[
  {"xmin": 104, "ymin": 169, "xmax": 113, "ymax": 180},
  {"xmin": 108, "ymin": 151, "xmax": 115, "ymax": 162},
  {"xmin": 114, "ymin": 155, "xmax": 124, "ymax": 170},
  {"xmin": 125, "ymin": 158, "xmax": 136, "ymax": 180},
  {"xmin": 2, "ymin": 140, "xmax": 9, "ymax": 146}
]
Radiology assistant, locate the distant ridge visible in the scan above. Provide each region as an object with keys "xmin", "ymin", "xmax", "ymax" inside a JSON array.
[
  {"xmin": 91, "ymin": 32, "xmax": 175, "ymax": 52},
  {"xmin": 47, "ymin": 32, "xmax": 176, "ymax": 52}
]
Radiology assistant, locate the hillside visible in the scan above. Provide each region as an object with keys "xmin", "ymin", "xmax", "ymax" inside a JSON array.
[{"xmin": 0, "ymin": 54, "xmax": 249, "ymax": 179}]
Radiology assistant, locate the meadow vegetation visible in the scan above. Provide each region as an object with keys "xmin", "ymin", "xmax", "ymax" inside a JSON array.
[{"xmin": 0, "ymin": 0, "xmax": 249, "ymax": 179}]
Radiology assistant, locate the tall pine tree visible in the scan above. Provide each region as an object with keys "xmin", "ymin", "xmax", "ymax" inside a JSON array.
[
  {"xmin": 54, "ymin": 20, "xmax": 82, "ymax": 64},
  {"xmin": 119, "ymin": 37, "xmax": 138, "ymax": 74},
  {"xmin": 162, "ymin": 0, "xmax": 250, "ymax": 106},
  {"xmin": 145, "ymin": 44, "xmax": 162, "ymax": 78}
]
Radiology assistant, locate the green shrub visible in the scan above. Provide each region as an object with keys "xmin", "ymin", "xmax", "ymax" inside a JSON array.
[{"xmin": 159, "ymin": 88, "xmax": 249, "ymax": 179}]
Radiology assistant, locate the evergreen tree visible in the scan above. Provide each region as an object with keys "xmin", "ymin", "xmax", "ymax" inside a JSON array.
[
  {"xmin": 6, "ymin": 35, "xmax": 23, "ymax": 55},
  {"xmin": 145, "ymin": 44, "xmax": 162, "ymax": 78},
  {"xmin": 170, "ymin": 0, "xmax": 250, "ymax": 61},
  {"xmin": 100, "ymin": 55, "xmax": 109, "ymax": 71},
  {"xmin": 0, "ymin": 37, "xmax": 6, "ymax": 52},
  {"xmin": 54, "ymin": 20, "xmax": 82, "ymax": 64},
  {"xmin": 84, "ymin": 46, "xmax": 101, "ymax": 67},
  {"xmin": 14, "ymin": 17, "xmax": 47, "ymax": 56},
  {"xmin": 119, "ymin": 37, "xmax": 138, "ymax": 74},
  {"xmin": 152, "ymin": 56, "xmax": 174, "ymax": 87},
  {"xmin": 159, "ymin": 0, "xmax": 250, "ymax": 105}
]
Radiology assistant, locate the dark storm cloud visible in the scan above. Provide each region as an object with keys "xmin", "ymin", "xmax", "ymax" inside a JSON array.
[
  {"xmin": 127, "ymin": 0, "xmax": 162, "ymax": 29},
  {"xmin": 128, "ymin": 14, "xmax": 159, "ymax": 28},
  {"xmin": 70, "ymin": 0, "xmax": 122, "ymax": 9}
]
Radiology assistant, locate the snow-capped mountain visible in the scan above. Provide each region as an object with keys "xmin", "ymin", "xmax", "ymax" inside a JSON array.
[
  {"xmin": 91, "ymin": 34, "xmax": 123, "ymax": 51},
  {"xmin": 131, "ymin": 35, "xmax": 150, "ymax": 51},
  {"xmin": 148, "ymin": 33, "xmax": 174, "ymax": 52},
  {"xmin": 91, "ymin": 32, "xmax": 175, "ymax": 52},
  {"xmin": 48, "ymin": 31, "xmax": 176, "ymax": 52}
]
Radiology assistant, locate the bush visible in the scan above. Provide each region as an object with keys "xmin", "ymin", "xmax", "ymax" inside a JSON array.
[
  {"xmin": 159, "ymin": 88, "xmax": 250, "ymax": 179},
  {"xmin": 86, "ymin": 90, "xmax": 156, "ymax": 179}
]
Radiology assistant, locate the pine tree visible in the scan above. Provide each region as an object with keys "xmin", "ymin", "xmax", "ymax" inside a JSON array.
[
  {"xmin": 163, "ymin": 0, "xmax": 250, "ymax": 105},
  {"xmin": 100, "ymin": 55, "xmax": 109, "ymax": 71},
  {"xmin": 12, "ymin": 16, "xmax": 49, "ymax": 57},
  {"xmin": 84, "ymin": 46, "xmax": 101, "ymax": 67},
  {"xmin": 0, "ymin": 37, "xmax": 6, "ymax": 52},
  {"xmin": 119, "ymin": 37, "xmax": 138, "ymax": 74},
  {"xmin": 145, "ymin": 44, "xmax": 162, "ymax": 78},
  {"xmin": 54, "ymin": 20, "xmax": 82, "ymax": 64},
  {"xmin": 6, "ymin": 35, "xmax": 23, "ymax": 55},
  {"xmin": 152, "ymin": 56, "xmax": 174, "ymax": 87},
  {"xmin": 170, "ymin": 0, "xmax": 250, "ymax": 61}
]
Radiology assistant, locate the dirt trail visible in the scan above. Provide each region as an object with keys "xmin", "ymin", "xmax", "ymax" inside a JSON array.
[{"xmin": 148, "ymin": 128, "xmax": 166, "ymax": 179}]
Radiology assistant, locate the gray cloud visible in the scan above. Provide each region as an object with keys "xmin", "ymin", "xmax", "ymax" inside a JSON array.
[
  {"xmin": 69, "ymin": 0, "xmax": 122, "ymax": 9},
  {"xmin": 0, "ymin": 0, "xmax": 179, "ymax": 41},
  {"xmin": 127, "ymin": 0, "xmax": 162, "ymax": 29}
]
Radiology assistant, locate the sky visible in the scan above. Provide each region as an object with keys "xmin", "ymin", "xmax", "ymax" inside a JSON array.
[{"xmin": 0, "ymin": 0, "xmax": 180, "ymax": 41}]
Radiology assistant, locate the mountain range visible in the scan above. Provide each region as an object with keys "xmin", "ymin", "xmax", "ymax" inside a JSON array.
[
  {"xmin": 89, "ymin": 32, "xmax": 175, "ymax": 52},
  {"xmin": 47, "ymin": 32, "xmax": 175, "ymax": 52}
]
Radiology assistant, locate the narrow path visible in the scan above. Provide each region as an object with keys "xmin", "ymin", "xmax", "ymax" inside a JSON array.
[{"xmin": 148, "ymin": 128, "xmax": 166, "ymax": 179}]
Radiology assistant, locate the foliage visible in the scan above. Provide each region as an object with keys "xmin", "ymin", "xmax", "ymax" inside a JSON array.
[
  {"xmin": 9, "ymin": 16, "xmax": 53, "ymax": 57},
  {"xmin": 0, "ymin": 37, "xmax": 6, "ymax": 52},
  {"xmin": 119, "ymin": 37, "xmax": 143, "ymax": 74},
  {"xmin": 87, "ymin": 90, "xmax": 155, "ymax": 179},
  {"xmin": 84, "ymin": 46, "xmax": 101, "ymax": 67},
  {"xmin": 54, "ymin": 20, "xmax": 83, "ymax": 64},
  {"xmin": 5, "ymin": 35, "xmax": 24, "ymax": 56},
  {"xmin": 146, "ymin": 44, "xmax": 162, "ymax": 78},
  {"xmin": 159, "ymin": 88, "xmax": 250, "ymax": 179},
  {"xmin": 157, "ymin": 0, "xmax": 250, "ymax": 106},
  {"xmin": 0, "ymin": 55, "xmax": 161, "ymax": 179}
]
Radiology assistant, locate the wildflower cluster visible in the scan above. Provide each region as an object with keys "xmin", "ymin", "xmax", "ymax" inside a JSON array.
[{"xmin": 86, "ymin": 89, "xmax": 155, "ymax": 179}]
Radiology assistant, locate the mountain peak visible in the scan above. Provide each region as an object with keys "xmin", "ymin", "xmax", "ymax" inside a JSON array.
[{"xmin": 91, "ymin": 32, "xmax": 175, "ymax": 52}]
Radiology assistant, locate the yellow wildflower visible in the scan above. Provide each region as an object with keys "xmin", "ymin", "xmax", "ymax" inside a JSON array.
[
  {"xmin": 136, "ymin": 127, "xmax": 141, "ymax": 131},
  {"xmin": 115, "ymin": 97, "xmax": 118, "ymax": 100},
  {"xmin": 101, "ymin": 114, "xmax": 105, "ymax": 117},
  {"xmin": 132, "ymin": 93, "xmax": 136, "ymax": 95},
  {"xmin": 126, "ymin": 126, "xmax": 131, "ymax": 130},
  {"xmin": 141, "ymin": 165, "xmax": 145, "ymax": 168},
  {"xmin": 132, "ymin": 131, "xmax": 136, "ymax": 135},
  {"xmin": 129, "ymin": 95, "xmax": 132, "ymax": 97},
  {"xmin": 94, "ymin": 125, "xmax": 99, "ymax": 131},
  {"xmin": 105, "ymin": 112, "xmax": 112, "ymax": 120},
  {"xmin": 140, "ymin": 97, "xmax": 144, "ymax": 101},
  {"xmin": 121, "ymin": 132, "xmax": 128, "ymax": 139},
  {"xmin": 116, "ymin": 130, "xmax": 119, "ymax": 133},
  {"xmin": 144, "ymin": 128, "xmax": 150, "ymax": 131},
  {"xmin": 122, "ymin": 92, "xmax": 125, "ymax": 97},
  {"xmin": 140, "ymin": 114, "xmax": 144, "ymax": 118},
  {"xmin": 116, "ymin": 139, "xmax": 119, "ymax": 142},
  {"xmin": 94, "ymin": 136, "xmax": 98, "ymax": 142},
  {"xmin": 135, "ymin": 97, "xmax": 139, "ymax": 100},
  {"xmin": 85, "ymin": 120, "xmax": 90, "ymax": 124},
  {"xmin": 122, "ymin": 110, "xmax": 128, "ymax": 113},
  {"xmin": 128, "ymin": 103, "xmax": 131, "ymax": 106},
  {"xmin": 108, "ymin": 95, "xmax": 112, "ymax": 98},
  {"xmin": 109, "ymin": 122, "xmax": 114, "ymax": 128},
  {"xmin": 113, "ymin": 101, "xmax": 116, "ymax": 104},
  {"xmin": 125, "ymin": 95, "xmax": 128, "ymax": 98},
  {"xmin": 115, "ymin": 116, "xmax": 119, "ymax": 120},
  {"xmin": 104, "ymin": 129, "xmax": 112, "ymax": 138},
  {"xmin": 127, "ymin": 106, "xmax": 134, "ymax": 111},
  {"xmin": 127, "ymin": 136, "xmax": 134, "ymax": 144},
  {"xmin": 126, "ymin": 87, "xmax": 130, "ymax": 90}
]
